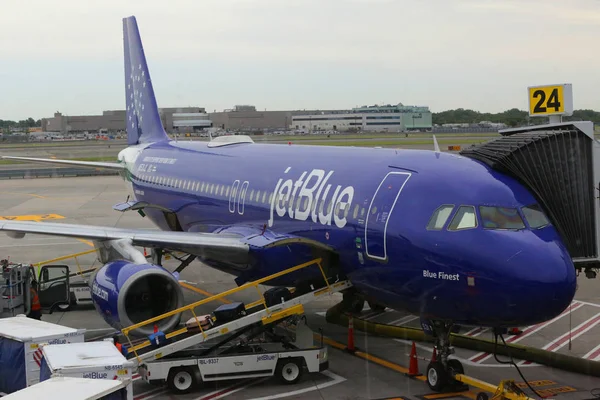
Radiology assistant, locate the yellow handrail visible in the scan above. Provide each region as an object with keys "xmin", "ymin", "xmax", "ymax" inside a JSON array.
[
  {"xmin": 121, "ymin": 257, "xmax": 330, "ymax": 362},
  {"xmin": 121, "ymin": 257, "xmax": 323, "ymax": 336},
  {"xmin": 32, "ymin": 249, "xmax": 98, "ymax": 277}
]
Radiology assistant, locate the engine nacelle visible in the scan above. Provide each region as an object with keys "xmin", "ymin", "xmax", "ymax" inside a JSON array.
[{"xmin": 90, "ymin": 260, "xmax": 184, "ymax": 337}]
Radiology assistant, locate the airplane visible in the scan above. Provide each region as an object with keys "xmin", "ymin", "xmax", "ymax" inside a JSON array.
[{"xmin": 0, "ymin": 16, "xmax": 577, "ymax": 390}]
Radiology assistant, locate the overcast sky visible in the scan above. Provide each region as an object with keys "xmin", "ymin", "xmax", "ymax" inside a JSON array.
[{"xmin": 1, "ymin": 0, "xmax": 599, "ymax": 120}]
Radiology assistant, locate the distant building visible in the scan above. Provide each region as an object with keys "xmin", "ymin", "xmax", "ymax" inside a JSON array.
[
  {"xmin": 41, "ymin": 107, "xmax": 210, "ymax": 134},
  {"xmin": 291, "ymin": 104, "xmax": 433, "ymax": 132}
]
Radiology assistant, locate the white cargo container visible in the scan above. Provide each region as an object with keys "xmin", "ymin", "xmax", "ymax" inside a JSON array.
[
  {"xmin": 1, "ymin": 376, "xmax": 129, "ymax": 400},
  {"xmin": 40, "ymin": 340, "xmax": 135, "ymax": 400},
  {"xmin": 0, "ymin": 315, "xmax": 85, "ymax": 393}
]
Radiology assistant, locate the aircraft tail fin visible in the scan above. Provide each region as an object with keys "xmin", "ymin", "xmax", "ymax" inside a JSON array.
[{"xmin": 123, "ymin": 16, "xmax": 170, "ymax": 146}]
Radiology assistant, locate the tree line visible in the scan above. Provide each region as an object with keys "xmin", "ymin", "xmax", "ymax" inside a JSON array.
[
  {"xmin": 1, "ymin": 118, "xmax": 41, "ymax": 131},
  {"xmin": 432, "ymin": 108, "xmax": 600, "ymax": 127}
]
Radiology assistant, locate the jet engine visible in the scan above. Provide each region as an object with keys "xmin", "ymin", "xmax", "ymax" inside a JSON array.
[{"xmin": 90, "ymin": 260, "xmax": 184, "ymax": 337}]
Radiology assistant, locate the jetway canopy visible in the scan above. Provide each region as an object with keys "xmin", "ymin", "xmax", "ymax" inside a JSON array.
[{"xmin": 459, "ymin": 121, "xmax": 600, "ymax": 272}]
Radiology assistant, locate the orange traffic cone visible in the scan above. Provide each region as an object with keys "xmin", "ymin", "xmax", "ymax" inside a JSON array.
[
  {"xmin": 154, "ymin": 324, "xmax": 158, "ymax": 334},
  {"xmin": 144, "ymin": 248, "xmax": 148, "ymax": 257},
  {"xmin": 509, "ymin": 327, "xmax": 522, "ymax": 335},
  {"xmin": 347, "ymin": 315, "xmax": 355, "ymax": 353},
  {"xmin": 406, "ymin": 341, "xmax": 421, "ymax": 377},
  {"xmin": 431, "ymin": 346, "xmax": 437, "ymax": 363}
]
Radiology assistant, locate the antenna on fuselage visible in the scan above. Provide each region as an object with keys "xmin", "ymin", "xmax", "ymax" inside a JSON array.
[{"xmin": 433, "ymin": 135, "xmax": 441, "ymax": 154}]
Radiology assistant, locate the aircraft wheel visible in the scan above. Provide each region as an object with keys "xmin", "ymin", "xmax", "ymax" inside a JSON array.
[
  {"xmin": 167, "ymin": 366, "xmax": 199, "ymax": 394},
  {"xmin": 447, "ymin": 359, "xmax": 464, "ymax": 376},
  {"xmin": 368, "ymin": 301, "xmax": 385, "ymax": 312},
  {"xmin": 426, "ymin": 361, "xmax": 448, "ymax": 391},
  {"xmin": 276, "ymin": 358, "xmax": 304, "ymax": 384},
  {"xmin": 476, "ymin": 393, "xmax": 489, "ymax": 400}
]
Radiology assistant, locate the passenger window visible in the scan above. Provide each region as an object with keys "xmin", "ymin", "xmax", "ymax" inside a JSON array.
[
  {"xmin": 447, "ymin": 206, "xmax": 477, "ymax": 231},
  {"xmin": 226, "ymin": 186, "xmax": 230, "ymax": 197},
  {"xmin": 479, "ymin": 206, "xmax": 525, "ymax": 230},
  {"xmin": 426, "ymin": 205, "xmax": 454, "ymax": 230},
  {"xmin": 521, "ymin": 204, "xmax": 550, "ymax": 229},
  {"xmin": 261, "ymin": 191, "xmax": 266, "ymax": 203}
]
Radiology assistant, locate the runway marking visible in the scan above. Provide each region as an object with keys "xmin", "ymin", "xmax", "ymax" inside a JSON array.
[
  {"xmin": 245, "ymin": 371, "xmax": 345, "ymax": 400},
  {"xmin": 0, "ymin": 213, "xmax": 63, "ymax": 221},
  {"xmin": 520, "ymin": 310, "xmax": 600, "ymax": 365},
  {"xmin": 388, "ymin": 315, "xmax": 419, "ymax": 326},
  {"xmin": 469, "ymin": 301, "xmax": 584, "ymax": 364},
  {"xmin": 424, "ymin": 392, "xmax": 471, "ymax": 399},
  {"xmin": 583, "ymin": 342, "xmax": 600, "ymax": 360},
  {"xmin": 363, "ymin": 308, "xmax": 394, "ymax": 321}
]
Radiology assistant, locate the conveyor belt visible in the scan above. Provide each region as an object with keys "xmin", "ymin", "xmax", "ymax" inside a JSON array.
[{"xmin": 460, "ymin": 127, "xmax": 597, "ymax": 263}]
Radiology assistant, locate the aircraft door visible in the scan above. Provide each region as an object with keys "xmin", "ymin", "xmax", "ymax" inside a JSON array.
[
  {"xmin": 365, "ymin": 172, "xmax": 411, "ymax": 261},
  {"xmin": 38, "ymin": 265, "xmax": 70, "ymax": 311}
]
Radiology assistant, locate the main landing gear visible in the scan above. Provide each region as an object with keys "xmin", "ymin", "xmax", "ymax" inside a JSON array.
[{"xmin": 423, "ymin": 320, "xmax": 466, "ymax": 392}]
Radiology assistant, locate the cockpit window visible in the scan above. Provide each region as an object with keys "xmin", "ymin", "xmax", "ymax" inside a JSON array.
[
  {"xmin": 479, "ymin": 206, "xmax": 525, "ymax": 230},
  {"xmin": 426, "ymin": 205, "xmax": 454, "ymax": 230},
  {"xmin": 447, "ymin": 206, "xmax": 477, "ymax": 231},
  {"xmin": 521, "ymin": 204, "xmax": 550, "ymax": 229}
]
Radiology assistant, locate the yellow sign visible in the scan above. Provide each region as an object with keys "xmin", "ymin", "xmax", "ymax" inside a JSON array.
[
  {"xmin": 0, "ymin": 214, "xmax": 65, "ymax": 222},
  {"xmin": 527, "ymin": 84, "xmax": 573, "ymax": 117}
]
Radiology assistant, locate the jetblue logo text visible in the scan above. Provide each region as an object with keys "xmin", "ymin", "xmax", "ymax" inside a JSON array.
[
  {"xmin": 83, "ymin": 372, "xmax": 108, "ymax": 379},
  {"xmin": 92, "ymin": 282, "xmax": 109, "ymax": 301},
  {"xmin": 257, "ymin": 355, "xmax": 276, "ymax": 362},
  {"xmin": 268, "ymin": 167, "xmax": 354, "ymax": 228}
]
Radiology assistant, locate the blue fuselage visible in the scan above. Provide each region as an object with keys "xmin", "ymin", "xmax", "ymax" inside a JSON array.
[{"xmin": 121, "ymin": 139, "xmax": 577, "ymax": 328}]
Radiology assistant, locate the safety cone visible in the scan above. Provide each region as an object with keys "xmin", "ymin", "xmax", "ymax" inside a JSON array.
[
  {"xmin": 144, "ymin": 248, "xmax": 148, "ymax": 257},
  {"xmin": 509, "ymin": 327, "xmax": 522, "ymax": 335},
  {"xmin": 431, "ymin": 346, "xmax": 437, "ymax": 363},
  {"xmin": 405, "ymin": 341, "xmax": 422, "ymax": 377},
  {"xmin": 347, "ymin": 315, "xmax": 356, "ymax": 353},
  {"xmin": 154, "ymin": 324, "xmax": 158, "ymax": 334}
]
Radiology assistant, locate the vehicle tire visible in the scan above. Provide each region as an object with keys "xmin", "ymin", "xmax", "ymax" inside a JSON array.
[
  {"xmin": 476, "ymin": 393, "xmax": 489, "ymax": 400},
  {"xmin": 447, "ymin": 359, "xmax": 464, "ymax": 376},
  {"xmin": 368, "ymin": 301, "xmax": 385, "ymax": 312},
  {"xmin": 167, "ymin": 366, "xmax": 199, "ymax": 394},
  {"xmin": 57, "ymin": 293, "xmax": 76, "ymax": 312},
  {"xmin": 276, "ymin": 358, "xmax": 304, "ymax": 385},
  {"xmin": 426, "ymin": 361, "xmax": 448, "ymax": 391}
]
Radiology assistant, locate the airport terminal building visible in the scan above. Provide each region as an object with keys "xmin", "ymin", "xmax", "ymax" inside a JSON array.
[
  {"xmin": 42, "ymin": 107, "xmax": 211, "ymax": 135},
  {"xmin": 291, "ymin": 104, "xmax": 432, "ymax": 133}
]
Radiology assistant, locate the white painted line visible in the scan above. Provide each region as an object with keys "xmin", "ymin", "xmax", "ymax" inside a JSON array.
[
  {"xmin": 133, "ymin": 387, "xmax": 166, "ymax": 400},
  {"xmin": 519, "ymin": 310, "xmax": 600, "ymax": 365},
  {"xmin": 583, "ymin": 343, "xmax": 600, "ymax": 360},
  {"xmin": 469, "ymin": 327, "xmax": 489, "ymax": 337},
  {"xmin": 388, "ymin": 315, "xmax": 419, "ymax": 326},
  {"xmin": 141, "ymin": 389, "xmax": 169, "ymax": 400},
  {"xmin": 573, "ymin": 300, "xmax": 600, "ymax": 308},
  {"xmin": 245, "ymin": 371, "xmax": 346, "ymax": 400},
  {"xmin": 315, "ymin": 311, "xmax": 327, "ymax": 317},
  {"xmin": 194, "ymin": 377, "xmax": 269, "ymax": 400},
  {"xmin": 469, "ymin": 301, "xmax": 584, "ymax": 364},
  {"xmin": 463, "ymin": 327, "xmax": 482, "ymax": 336},
  {"xmin": 363, "ymin": 309, "xmax": 393, "ymax": 321},
  {"xmin": 393, "ymin": 339, "xmax": 538, "ymax": 368}
]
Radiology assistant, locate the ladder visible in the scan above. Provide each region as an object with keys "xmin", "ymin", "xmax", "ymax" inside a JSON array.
[{"xmin": 121, "ymin": 258, "xmax": 352, "ymax": 366}]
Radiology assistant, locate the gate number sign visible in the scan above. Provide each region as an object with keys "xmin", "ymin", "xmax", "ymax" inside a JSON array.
[{"xmin": 527, "ymin": 84, "xmax": 573, "ymax": 117}]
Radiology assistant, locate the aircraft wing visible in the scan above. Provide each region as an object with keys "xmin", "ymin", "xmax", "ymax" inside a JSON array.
[
  {"xmin": 0, "ymin": 156, "xmax": 124, "ymax": 171},
  {"xmin": 0, "ymin": 220, "xmax": 249, "ymax": 259}
]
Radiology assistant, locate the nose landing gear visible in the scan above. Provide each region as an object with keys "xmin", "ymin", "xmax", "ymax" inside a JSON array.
[{"xmin": 422, "ymin": 320, "xmax": 467, "ymax": 392}]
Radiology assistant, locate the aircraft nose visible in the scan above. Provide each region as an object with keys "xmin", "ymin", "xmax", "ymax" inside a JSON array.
[{"xmin": 505, "ymin": 237, "xmax": 577, "ymax": 324}]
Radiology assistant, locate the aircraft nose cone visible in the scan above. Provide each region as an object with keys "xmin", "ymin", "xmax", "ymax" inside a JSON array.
[{"xmin": 506, "ymin": 239, "xmax": 577, "ymax": 324}]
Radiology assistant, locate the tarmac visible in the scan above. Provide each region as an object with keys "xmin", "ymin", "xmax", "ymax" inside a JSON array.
[{"xmin": 1, "ymin": 175, "xmax": 600, "ymax": 399}]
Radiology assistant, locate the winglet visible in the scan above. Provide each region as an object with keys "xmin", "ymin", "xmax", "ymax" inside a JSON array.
[
  {"xmin": 433, "ymin": 135, "xmax": 440, "ymax": 153},
  {"xmin": 123, "ymin": 16, "xmax": 170, "ymax": 146}
]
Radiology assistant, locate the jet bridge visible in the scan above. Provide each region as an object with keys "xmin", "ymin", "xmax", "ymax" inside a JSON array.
[{"xmin": 459, "ymin": 121, "xmax": 600, "ymax": 276}]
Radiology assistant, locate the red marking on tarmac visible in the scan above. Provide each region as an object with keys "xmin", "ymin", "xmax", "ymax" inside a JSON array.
[
  {"xmin": 469, "ymin": 301, "xmax": 583, "ymax": 363},
  {"xmin": 522, "ymin": 311, "xmax": 600, "ymax": 365}
]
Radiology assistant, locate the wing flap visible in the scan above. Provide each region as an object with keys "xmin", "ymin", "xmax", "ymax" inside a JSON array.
[{"xmin": 0, "ymin": 156, "xmax": 124, "ymax": 170}]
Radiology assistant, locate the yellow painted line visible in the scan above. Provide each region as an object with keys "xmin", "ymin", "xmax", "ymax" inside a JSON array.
[
  {"xmin": 179, "ymin": 282, "xmax": 231, "ymax": 304},
  {"xmin": 3, "ymin": 192, "xmax": 46, "ymax": 199},
  {"xmin": 0, "ymin": 213, "xmax": 64, "ymax": 221},
  {"xmin": 77, "ymin": 239, "xmax": 94, "ymax": 247}
]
